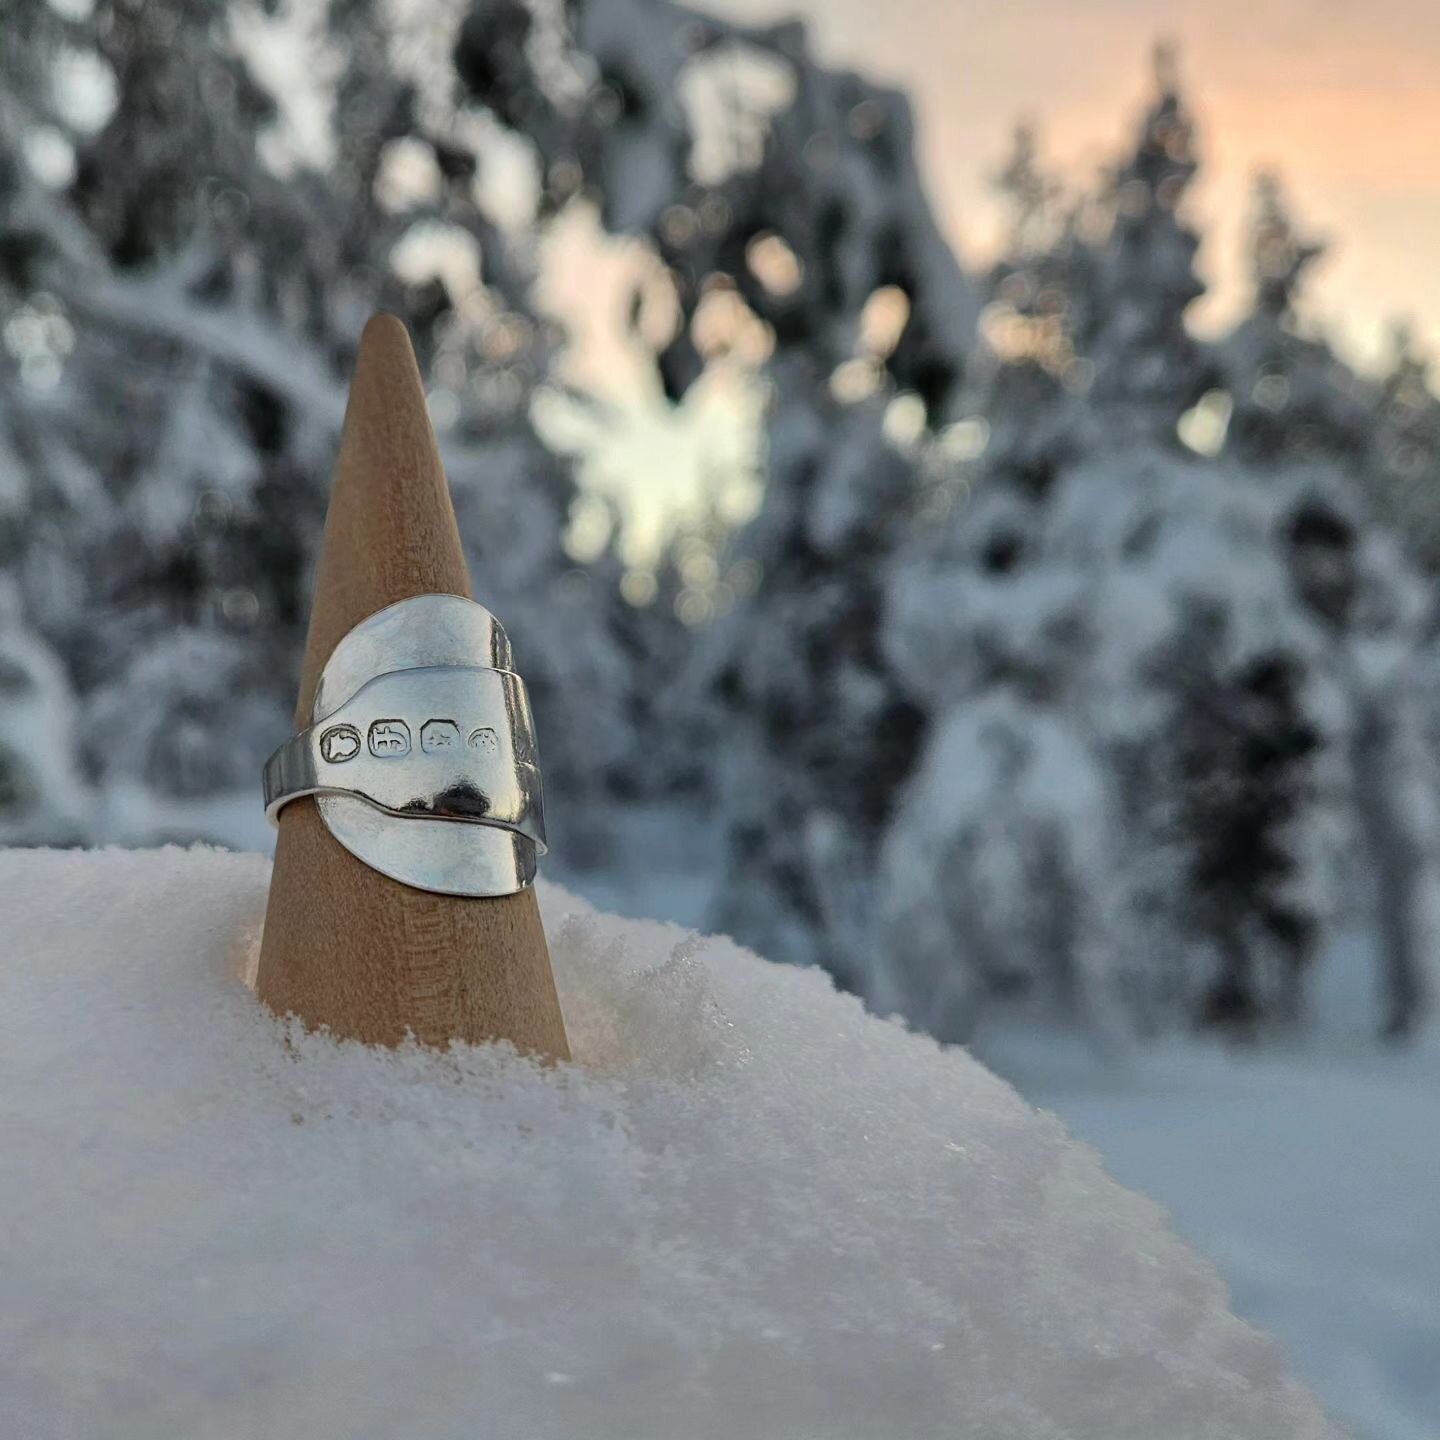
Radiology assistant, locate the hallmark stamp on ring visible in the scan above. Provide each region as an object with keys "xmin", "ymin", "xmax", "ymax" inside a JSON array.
[
  {"xmin": 319, "ymin": 724, "xmax": 362, "ymax": 763},
  {"xmin": 368, "ymin": 719, "xmax": 412, "ymax": 757},
  {"xmin": 421, "ymin": 719, "xmax": 461, "ymax": 753}
]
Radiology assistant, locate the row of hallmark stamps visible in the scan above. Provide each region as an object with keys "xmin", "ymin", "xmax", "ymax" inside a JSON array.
[{"xmin": 320, "ymin": 720, "xmax": 501, "ymax": 763}]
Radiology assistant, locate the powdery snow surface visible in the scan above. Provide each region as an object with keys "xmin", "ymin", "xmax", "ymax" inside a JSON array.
[{"xmin": 0, "ymin": 848, "xmax": 1342, "ymax": 1440}]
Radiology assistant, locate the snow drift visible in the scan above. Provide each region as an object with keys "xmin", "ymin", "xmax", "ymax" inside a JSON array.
[{"xmin": 0, "ymin": 846, "xmax": 1341, "ymax": 1439}]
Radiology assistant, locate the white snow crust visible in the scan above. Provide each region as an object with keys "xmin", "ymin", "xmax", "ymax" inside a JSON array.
[{"xmin": 0, "ymin": 846, "xmax": 1343, "ymax": 1440}]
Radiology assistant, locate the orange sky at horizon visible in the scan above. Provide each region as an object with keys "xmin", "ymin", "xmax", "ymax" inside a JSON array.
[{"xmin": 713, "ymin": 0, "xmax": 1440, "ymax": 371}]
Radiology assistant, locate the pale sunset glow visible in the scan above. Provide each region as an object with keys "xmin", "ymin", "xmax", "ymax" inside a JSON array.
[{"xmin": 714, "ymin": 0, "xmax": 1440, "ymax": 366}]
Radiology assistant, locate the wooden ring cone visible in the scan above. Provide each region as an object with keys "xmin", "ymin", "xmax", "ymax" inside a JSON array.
[{"xmin": 255, "ymin": 314, "xmax": 570, "ymax": 1060}]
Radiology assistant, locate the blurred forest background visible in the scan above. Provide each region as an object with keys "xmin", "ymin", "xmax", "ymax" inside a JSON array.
[{"xmin": 4, "ymin": 0, "xmax": 1440, "ymax": 1052}]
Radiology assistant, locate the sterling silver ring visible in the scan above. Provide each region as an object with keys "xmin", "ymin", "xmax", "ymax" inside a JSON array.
[{"xmin": 262, "ymin": 594, "xmax": 547, "ymax": 897}]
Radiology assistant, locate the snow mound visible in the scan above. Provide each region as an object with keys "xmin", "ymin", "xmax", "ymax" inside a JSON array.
[{"xmin": 0, "ymin": 847, "xmax": 1340, "ymax": 1439}]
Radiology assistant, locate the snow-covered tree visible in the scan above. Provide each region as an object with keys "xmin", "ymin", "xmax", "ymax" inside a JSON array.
[
  {"xmin": 879, "ymin": 445, "xmax": 1430, "ymax": 1039},
  {"xmin": 1367, "ymin": 323, "xmax": 1440, "ymax": 574},
  {"xmin": 869, "ymin": 61, "xmax": 1439, "ymax": 1042},
  {"xmin": 449, "ymin": 0, "xmax": 980, "ymax": 957},
  {"xmin": 0, "ymin": 578, "xmax": 90, "ymax": 845},
  {"xmin": 1077, "ymin": 45, "xmax": 1215, "ymax": 435},
  {"xmin": 1215, "ymin": 177, "xmax": 1440, "ymax": 1037},
  {"xmin": 970, "ymin": 123, "xmax": 1089, "ymax": 499},
  {"xmin": 1220, "ymin": 174, "xmax": 1371, "ymax": 468},
  {"xmin": 702, "ymin": 388, "xmax": 930, "ymax": 981},
  {"xmin": 454, "ymin": 0, "xmax": 976, "ymax": 417},
  {"xmin": 0, "ymin": 0, "xmax": 634, "ymax": 846}
]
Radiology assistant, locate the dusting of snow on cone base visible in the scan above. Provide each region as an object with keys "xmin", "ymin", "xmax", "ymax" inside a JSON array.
[{"xmin": 255, "ymin": 314, "xmax": 569, "ymax": 1058}]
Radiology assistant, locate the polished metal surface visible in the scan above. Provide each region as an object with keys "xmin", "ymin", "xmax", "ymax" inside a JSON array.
[{"xmin": 262, "ymin": 594, "xmax": 547, "ymax": 897}]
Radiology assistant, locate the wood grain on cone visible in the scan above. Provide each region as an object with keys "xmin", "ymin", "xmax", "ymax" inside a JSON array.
[{"xmin": 255, "ymin": 314, "xmax": 570, "ymax": 1059}]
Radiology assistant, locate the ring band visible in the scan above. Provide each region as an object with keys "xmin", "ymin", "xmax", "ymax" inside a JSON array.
[{"xmin": 263, "ymin": 595, "xmax": 547, "ymax": 897}]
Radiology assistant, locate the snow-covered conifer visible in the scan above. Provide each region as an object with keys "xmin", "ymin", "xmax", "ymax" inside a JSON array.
[
  {"xmin": 1078, "ymin": 45, "xmax": 1215, "ymax": 435},
  {"xmin": 872, "ymin": 61, "xmax": 1436, "ymax": 1041}
]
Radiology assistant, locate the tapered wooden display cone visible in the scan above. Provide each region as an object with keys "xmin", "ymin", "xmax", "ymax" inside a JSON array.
[{"xmin": 255, "ymin": 314, "xmax": 570, "ymax": 1059}]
